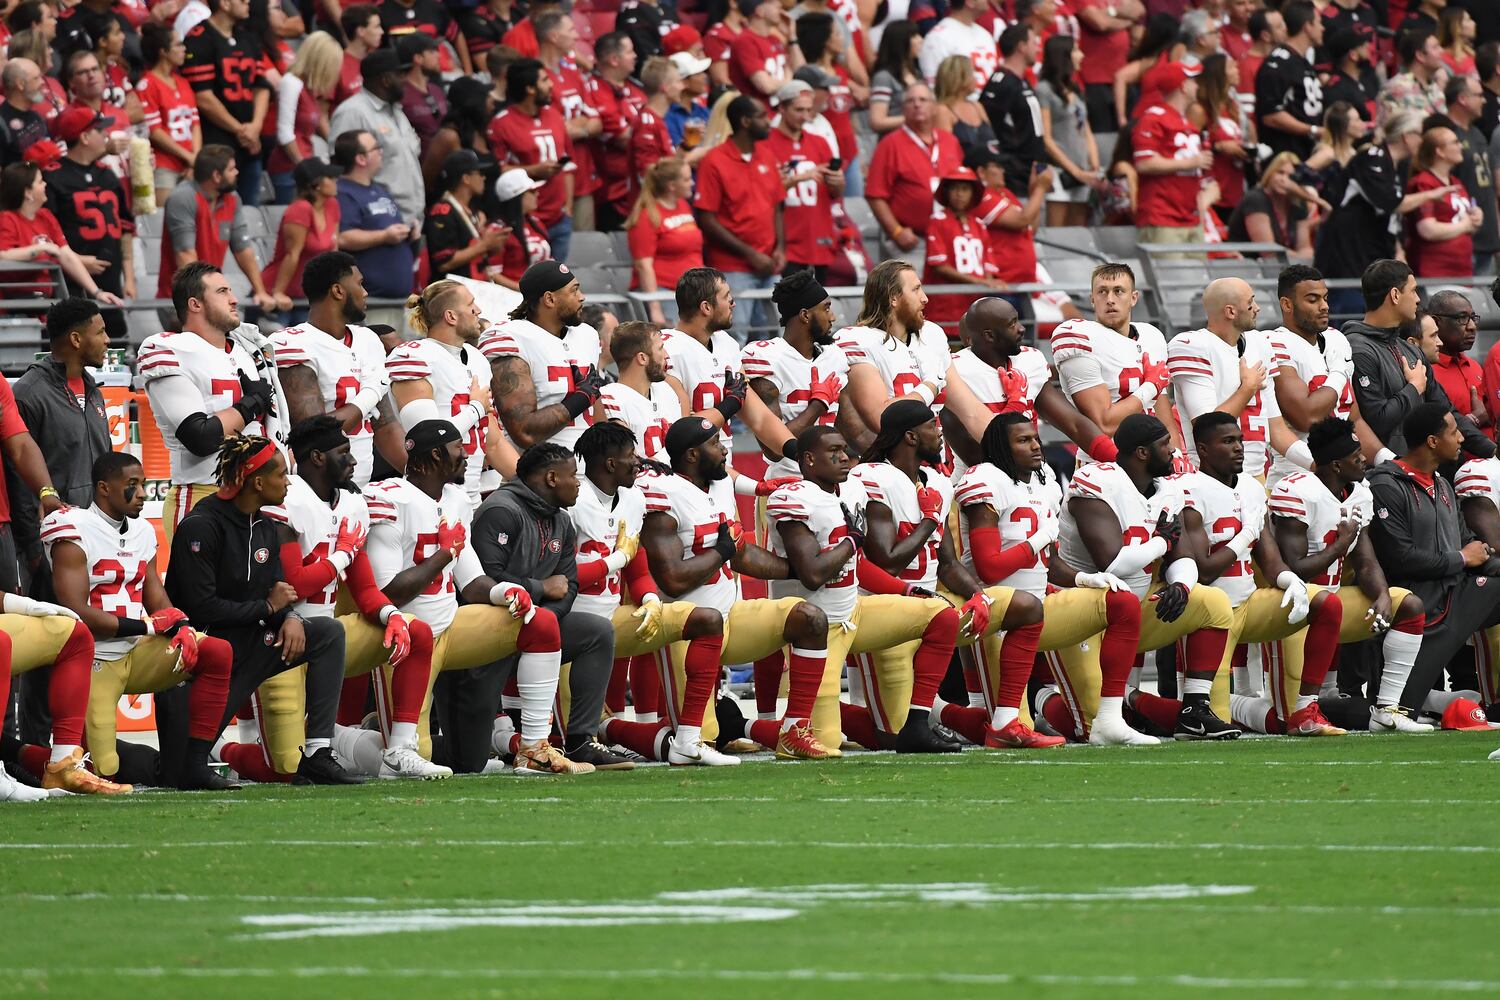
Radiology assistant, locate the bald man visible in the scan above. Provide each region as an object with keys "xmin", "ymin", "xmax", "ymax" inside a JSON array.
[
  {"xmin": 1167, "ymin": 278, "xmax": 1312, "ymax": 479},
  {"xmin": 941, "ymin": 297, "xmax": 1118, "ymax": 472}
]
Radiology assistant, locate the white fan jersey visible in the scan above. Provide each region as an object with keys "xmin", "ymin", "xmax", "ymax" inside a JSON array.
[
  {"xmin": 641, "ymin": 472, "xmax": 742, "ymax": 615},
  {"xmin": 1457, "ymin": 458, "xmax": 1500, "ymax": 509},
  {"xmin": 836, "ymin": 325, "xmax": 926, "ymax": 399},
  {"xmin": 1265, "ymin": 326, "xmax": 1355, "ymax": 485},
  {"xmin": 741, "ymin": 336, "xmax": 850, "ymax": 477},
  {"xmin": 848, "ymin": 461, "xmax": 952, "ymax": 594},
  {"xmin": 659, "ymin": 327, "xmax": 742, "ymax": 446},
  {"xmin": 138, "ymin": 330, "xmax": 268, "ymax": 485},
  {"xmin": 1173, "ymin": 470, "xmax": 1266, "ymax": 607},
  {"xmin": 362, "ymin": 478, "xmax": 482, "ymax": 637},
  {"xmin": 385, "ymin": 337, "xmax": 492, "ymax": 502},
  {"xmin": 571, "ymin": 478, "xmax": 646, "ymax": 618},
  {"xmin": 478, "ymin": 319, "xmax": 601, "ymax": 450},
  {"xmin": 766, "ymin": 478, "xmax": 862, "ymax": 624},
  {"xmin": 261, "ymin": 474, "xmax": 371, "ymax": 618},
  {"xmin": 1051, "ymin": 318, "xmax": 1168, "ymax": 409},
  {"xmin": 1168, "ymin": 327, "xmax": 1287, "ymax": 478},
  {"xmin": 598, "ymin": 380, "xmax": 682, "ymax": 463},
  {"xmin": 40, "ymin": 505, "xmax": 156, "ymax": 661},
  {"xmin": 269, "ymin": 322, "xmax": 388, "ymax": 486},
  {"xmin": 950, "ymin": 345, "xmax": 1051, "ymax": 424},
  {"xmin": 953, "ymin": 461, "xmax": 1061, "ymax": 599},
  {"xmin": 1057, "ymin": 461, "xmax": 1187, "ymax": 598},
  {"xmin": 1268, "ymin": 472, "xmax": 1373, "ymax": 586}
]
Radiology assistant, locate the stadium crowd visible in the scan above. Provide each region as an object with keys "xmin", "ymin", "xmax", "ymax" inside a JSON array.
[{"xmin": 3, "ymin": 0, "xmax": 1500, "ymax": 796}]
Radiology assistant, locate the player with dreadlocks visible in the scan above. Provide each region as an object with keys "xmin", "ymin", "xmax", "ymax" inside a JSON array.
[{"xmin": 166, "ymin": 435, "xmax": 361, "ymax": 784}]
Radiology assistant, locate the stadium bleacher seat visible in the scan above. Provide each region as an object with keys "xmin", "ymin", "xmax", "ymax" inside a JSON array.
[{"xmin": 569, "ymin": 231, "xmax": 617, "ymax": 269}]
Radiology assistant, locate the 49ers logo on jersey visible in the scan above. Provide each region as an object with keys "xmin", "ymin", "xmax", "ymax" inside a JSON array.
[{"xmin": 254, "ymin": 547, "xmax": 269, "ymax": 563}]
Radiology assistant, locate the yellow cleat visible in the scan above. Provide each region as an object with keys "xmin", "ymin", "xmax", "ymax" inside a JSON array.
[
  {"xmin": 774, "ymin": 722, "xmax": 834, "ymax": 760},
  {"xmin": 43, "ymin": 748, "xmax": 132, "ymax": 795},
  {"xmin": 514, "ymin": 740, "xmax": 595, "ymax": 775}
]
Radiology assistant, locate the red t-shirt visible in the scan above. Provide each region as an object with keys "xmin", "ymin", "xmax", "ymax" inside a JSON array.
[
  {"xmin": 548, "ymin": 62, "xmax": 599, "ymax": 198},
  {"xmin": 761, "ymin": 127, "xmax": 837, "ymax": 266},
  {"xmin": 693, "ymin": 141, "xmax": 782, "ymax": 272},
  {"xmin": 157, "ymin": 185, "xmax": 239, "ymax": 298},
  {"xmin": 630, "ymin": 107, "xmax": 675, "ymax": 190},
  {"xmin": 1407, "ymin": 170, "xmax": 1476, "ymax": 278},
  {"xmin": 1077, "ymin": 0, "xmax": 1131, "ymax": 86},
  {"xmin": 137, "ymin": 70, "xmax": 200, "ymax": 173},
  {"xmin": 923, "ymin": 207, "xmax": 995, "ymax": 325},
  {"xmin": 866, "ymin": 126, "xmax": 964, "ymax": 236},
  {"xmin": 1207, "ymin": 106, "xmax": 1246, "ymax": 209},
  {"xmin": 703, "ymin": 21, "xmax": 742, "ymax": 65},
  {"xmin": 627, "ymin": 197, "xmax": 703, "ymax": 289},
  {"xmin": 976, "ymin": 186, "xmax": 1038, "ymax": 284},
  {"xmin": 501, "ymin": 17, "xmax": 538, "ymax": 57},
  {"xmin": 1132, "ymin": 103, "xmax": 1204, "ymax": 227},
  {"xmin": 0, "ymin": 374, "xmax": 28, "ymax": 522},
  {"xmin": 264, "ymin": 198, "xmax": 340, "ymax": 298},
  {"xmin": 590, "ymin": 73, "xmax": 646, "ymax": 214},
  {"xmin": 489, "ymin": 105, "xmax": 575, "ymax": 227},
  {"xmin": 498, "ymin": 215, "xmax": 552, "ymax": 282},
  {"xmin": 0, "ymin": 208, "xmax": 64, "ymax": 296},
  {"xmin": 1221, "ymin": 26, "xmax": 1254, "ymax": 63},
  {"xmin": 729, "ymin": 29, "xmax": 787, "ymax": 103},
  {"xmin": 333, "ymin": 52, "xmax": 363, "ymax": 108},
  {"xmin": 823, "ymin": 62, "xmax": 858, "ymax": 164}
]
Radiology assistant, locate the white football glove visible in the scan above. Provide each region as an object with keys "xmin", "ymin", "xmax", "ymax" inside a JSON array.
[
  {"xmin": 1276, "ymin": 571, "xmax": 1310, "ymax": 625},
  {"xmin": 1028, "ymin": 513, "xmax": 1060, "ymax": 555},
  {"xmin": 1074, "ymin": 571, "xmax": 1132, "ymax": 592},
  {"xmin": 2, "ymin": 593, "xmax": 79, "ymax": 620}
]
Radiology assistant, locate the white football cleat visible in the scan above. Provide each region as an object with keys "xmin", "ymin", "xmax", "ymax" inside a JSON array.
[
  {"xmin": 379, "ymin": 745, "xmax": 453, "ymax": 780},
  {"xmin": 1490, "ymin": 747, "xmax": 1500, "ymax": 761},
  {"xmin": 1088, "ymin": 714, "xmax": 1160, "ymax": 746},
  {"xmin": 1370, "ymin": 704, "xmax": 1435, "ymax": 733},
  {"xmin": 667, "ymin": 739, "xmax": 740, "ymax": 766},
  {"xmin": 0, "ymin": 764, "xmax": 48, "ymax": 802}
]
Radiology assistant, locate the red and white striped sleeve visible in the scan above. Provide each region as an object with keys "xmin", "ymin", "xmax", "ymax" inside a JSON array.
[
  {"xmin": 39, "ymin": 510, "xmax": 81, "ymax": 550},
  {"xmin": 478, "ymin": 325, "xmax": 521, "ymax": 361},
  {"xmin": 1268, "ymin": 476, "xmax": 1309, "ymax": 518},
  {"xmin": 953, "ymin": 469, "xmax": 995, "ymax": 509},
  {"xmin": 1068, "ymin": 464, "xmax": 1110, "ymax": 502},
  {"xmin": 135, "ymin": 336, "xmax": 182, "ymax": 382},
  {"xmin": 739, "ymin": 341, "xmax": 776, "ymax": 380},
  {"xmin": 270, "ymin": 330, "xmax": 311, "ymax": 368},
  {"xmin": 1456, "ymin": 461, "xmax": 1494, "ymax": 499},
  {"xmin": 765, "ymin": 486, "xmax": 809, "ymax": 523},
  {"xmin": 362, "ymin": 483, "xmax": 401, "ymax": 524},
  {"xmin": 385, "ymin": 343, "xmax": 432, "ymax": 383}
]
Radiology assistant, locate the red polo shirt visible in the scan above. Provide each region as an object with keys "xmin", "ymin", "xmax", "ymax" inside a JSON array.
[
  {"xmin": 761, "ymin": 127, "xmax": 837, "ymax": 267},
  {"xmin": 866, "ymin": 126, "xmax": 963, "ymax": 237},
  {"xmin": 693, "ymin": 140, "xmax": 782, "ymax": 272},
  {"xmin": 489, "ymin": 104, "xmax": 575, "ymax": 226},
  {"xmin": 1434, "ymin": 349, "xmax": 1491, "ymax": 438}
]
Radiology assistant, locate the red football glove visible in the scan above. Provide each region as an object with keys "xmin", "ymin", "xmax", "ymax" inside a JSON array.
[
  {"xmin": 437, "ymin": 518, "xmax": 466, "ymax": 558},
  {"xmin": 383, "ymin": 612, "xmax": 412, "ymax": 665},
  {"xmin": 169, "ymin": 627, "xmax": 199, "ymax": 673},
  {"xmin": 1143, "ymin": 358, "xmax": 1170, "ymax": 392},
  {"xmin": 807, "ymin": 370, "xmax": 845, "ymax": 407},
  {"xmin": 756, "ymin": 475, "xmax": 801, "ymax": 497},
  {"xmin": 333, "ymin": 517, "xmax": 366, "ymax": 559},
  {"xmin": 725, "ymin": 519, "xmax": 748, "ymax": 552},
  {"xmin": 959, "ymin": 593, "xmax": 993, "ymax": 637},
  {"xmin": 492, "ymin": 582, "xmax": 534, "ymax": 620},
  {"xmin": 916, "ymin": 485, "xmax": 944, "ymax": 523},
  {"xmin": 997, "ymin": 365, "xmax": 1031, "ymax": 413},
  {"xmin": 146, "ymin": 607, "xmax": 190, "ymax": 637}
]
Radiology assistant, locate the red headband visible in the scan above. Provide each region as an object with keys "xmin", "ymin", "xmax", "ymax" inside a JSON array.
[{"xmin": 216, "ymin": 443, "xmax": 279, "ymax": 499}]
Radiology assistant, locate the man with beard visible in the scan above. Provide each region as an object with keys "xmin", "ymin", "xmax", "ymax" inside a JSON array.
[
  {"xmin": 387, "ymin": 280, "xmax": 512, "ymax": 504},
  {"xmin": 139, "ymin": 262, "xmax": 280, "ymax": 545},
  {"xmin": 183, "ymin": 0, "xmax": 271, "ymax": 205},
  {"xmin": 941, "ymin": 297, "xmax": 1116, "ymax": 473},
  {"xmin": 836, "ymin": 260, "xmax": 950, "ymax": 435},
  {"xmin": 272, "ymin": 252, "xmax": 402, "ymax": 488},
  {"xmin": 693, "ymin": 95, "xmax": 785, "ymax": 338},
  {"xmin": 482, "ymin": 260, "xmax": 606, "ymax": 453},
  {"xmin": 328, "ymin": 48, "xmax": 424, "ymax": 227},
  {"xmin": 598, "ymin": 321, "xmax": 685, "ymax": 465},
  {"xmin": 1322, "ymin": 24, "xmax": 1377, "ymax": 124},
  {"xmin": 489, "ymin": 60, "xmax": 574, "ymax": 262}
]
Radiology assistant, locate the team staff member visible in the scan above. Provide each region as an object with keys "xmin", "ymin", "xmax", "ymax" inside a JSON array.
[
  {"xmin": 166, "ymin": 435, "xmax": 361, "ymax": 785},
  {"xmin": 140, "ymin": 262, "xmax": 282, "ymax": 544}
]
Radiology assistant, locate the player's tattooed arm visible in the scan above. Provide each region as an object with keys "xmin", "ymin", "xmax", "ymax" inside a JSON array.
[
  {"xmin": 862, "ymin": 500, "xmax": 937, "ymax": 574},
  {"xmin": 381, "ymin": 548, "xmax": 454, "ymax": 608},
  {"xmin": 641, "ymin": 511, "xmax": 727, "ymax": 597},
  {"xmin": 775, "ymin": 521, "xmax": 850, "ymax": 590},
  {"xmin": 1035, "ymin": 382, "xmax": 1108, "ymax": 453},
  {"xmin": 490, "ymin": 356, "xmax": 574, "ymax": 448},
  {"xmin": 276, "ymin": 363, "xmax": 327, "ymax": 427},
  {"xmin": 1273, "ymin": 514, "xmax": 1355, "ymax": 583}
]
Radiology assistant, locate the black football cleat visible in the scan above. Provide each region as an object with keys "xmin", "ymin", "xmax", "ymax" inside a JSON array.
[
  {"xmin": 714, "ymin": 695, "xmax": 750, "ymax": 749},
  {"xmin": 896, "ymin": 710, "xmax": 962, "ymax": 753},
  {"xmin": 565, "ymin": 738, "xmax": 637, "ymax": 771},
  {"xmin": 293, "ymin": 747, "xmax": 366, "ymax": 785},
  {"xmin": 1174, "ymin": 698, "xmax": 1241, "ymax": 741},
  {"xmin": 179, "ymin": 762, "xmax": 242, "ymax": 791}
]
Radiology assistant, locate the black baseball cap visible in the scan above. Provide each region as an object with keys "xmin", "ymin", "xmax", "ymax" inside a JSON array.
[
  {"xmin": 293, "ymin": 157, "xmax": 342, "ymax": 188},
  {"xmin": 440, "ymin": 148, "xmax": 496, "ymax": 185},
  {"xmin": 361, "ymin": 48, "xmax": 405, "ymax": 79},
  {"xmin": 395, "ymin": 32, "xmax": 438, "ymax": 61},
  {"xmin": 519, "ymin": 260, "xmax": 579, "ymax": 301}
]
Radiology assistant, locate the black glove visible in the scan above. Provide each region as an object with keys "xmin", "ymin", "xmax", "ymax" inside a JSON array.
[
  {"xmin": 1152, "ymin": 581, "xmax": 1190, "ymax": 623},
  {"xmin": 1154, "ymin": 511, "xmax": 1183, "ymax": 548},
  {"xmin": 841, "ymin": 504, "xmax": 864, "ymax": 552},
  {"xmin": 712, "ymin": 522, "xmax": 739, "ymax": 562},
  {"xmin": 561, "ymin": 363, "xmax": 607, "ymax": 418},
  {"xmin": 234, "ymin": 372, "xmax": 275, "ymax": 422},
  {"xmin": 715, "ymin": 368, "xmax": 749, "ymax": 421}
]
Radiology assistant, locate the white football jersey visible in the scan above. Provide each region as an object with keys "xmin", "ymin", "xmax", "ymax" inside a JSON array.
[
  {"xmin": 1457, "ymin": 457, "xmax": 1500, "ymax": 509},
  {"xmin": 1268, "ymin": 472, "xmax": 1373, "ymax": 586},
  {"xmin": 261, "ymin": 474, "xmax": 370, "ymax": 618},
  {"xmin": 950, "ymin": 345, "xmax": 1051, "ymax": 424},
  {"xmin": 477, "ymin": 319, "xmax": 601, "ymax": 450},
  {"xmin": 953, "ymin": 461, "xmax": 1061, "ymax": 599},
  {"xmin": 835, "ymin": 325, "xmax": 926, "ymax": 399},
  {"xmin": 641, "ymin": 472, "xmax": 742, "ymax": 615},
  {"xmin": 40, "ymin": 505, "xmax": 156, "ymax": 661},
  {"xmin": 660, "ymin": 327, "xmax": 742, "ymax": 446},
  {"xmin": 848, "ymin": 461, "xmax": 952, "ymax": 593},
  {"xmin": 741, "ymin": 337, "xmax": 850, "ymax": 477},
  {"xmin": 1052, "ymin": 318, "xmax": 1168, "ymax": 409},
  {"xmin": 1168, "ymin": 327, "xmax": 1287, "ymax": 478},
  {"xmin": 571, "ymin": 478, "xmax": 647, "ymax": 618},
  {"xmin": 1057, "ymin": 461, "xmax": 1186, "ymax": 598},
  {"xmin": 766, "ymin": 478, "xmax": 861, "ymax": 624},
  {"xmin": 598, "ymin": 380, "xmax": 682, "ymax": 463},
  {"xmin": 138, "ymin": 330, "xmax": 268, "ymax": 485},
  {"xmin": 1173, "ymin": 470, "xmax": 1266, "ymax": 607},
  {"xmin": 362, "ymin": 477, "xmax": 482, "ymax": 636},
  {"xmin": 1265, "ymin": 326, "xmax": 1355, "ymax": 485},
  {"xmin": 270, "ymin": 322, "xmax": 388, "ymax": 487},
  {"xmin": 385, "ymin": 337, "xmax": 493, "ymax": 502}
]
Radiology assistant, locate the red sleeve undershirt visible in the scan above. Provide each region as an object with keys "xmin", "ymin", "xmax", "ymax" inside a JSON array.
[
  {"xmin": 854, "ymin": 557, "xmax": 907, "ymax": 595},
  {"xmin": 621, "ymin": 548, "xmax": 660, "ymax": 603},
  {"xmin": 968, "ymin": 526, "xmax": 1036, "ymax": 586}
]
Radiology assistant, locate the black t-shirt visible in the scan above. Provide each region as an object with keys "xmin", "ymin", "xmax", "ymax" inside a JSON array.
[
  {"xmin": 1315, "ymin": 143, "xmax": 1404, "ymax": 278},
  {"xmin": 423, "ymin": 198, "xmax": 484, "ymax": 280},
  {"xmin": 1323, "ymin": 69, "xmax": 1376, "ymax": 123},
  {"xmin": 1481, "ymin": 89, "xmax": 1500, "ymax": 143},
  {"xmin": 616, "ymin": 1, "xmax": 671, "ymax": 72},
  {"xmin": 182, "ymin": 18, "xmax": 269, "ymax": 148},
  {"xmin": 979, "ymin": 67, "xmax": 1046, "ymax": 179},
  {"xmin": 1227, "ymin": 186, "xmax": 1308, "ymax": 248},
  {"xmin": 0, "ymin": 103, "xmax": 48, "ymax": 167},
  {"xmin": 1255, "ymin": 45, "xmax": 1324, "ymax": 158},
  {"xmin": 43, "ymin": 157, "xmax": 133, "ymax": 293},
  {"xmin": 457, "ymin": 4, "xmax": 518, "ymax": 59},
  {"xmin": 380, "ymin": 0, "xmax": 458, "ymax": 47}
]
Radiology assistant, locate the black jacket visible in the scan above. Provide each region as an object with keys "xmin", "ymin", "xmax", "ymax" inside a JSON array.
[
  {"xmin": 470, "ymin": 480, "xmax": 578, "ymax": 618},
  {"xmin": 1367, "ymin": 460, "xmax": 1500, "ymax": 614},
  {"xmin": 9, "ymin": 359, "xmax": 112, "ymax": 564},
  {"xmin": 1345, "ymin": 318, "xmax": 1495, "ymax": 459},
  {"xmin": 166, "ymin": 494, "xmax": 288, "ymax": 634}
]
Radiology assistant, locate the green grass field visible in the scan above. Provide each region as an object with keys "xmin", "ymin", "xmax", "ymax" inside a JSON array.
[{"xmin": 3, "ymin": 733, "xmax": 1498, "ymax": 999}]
